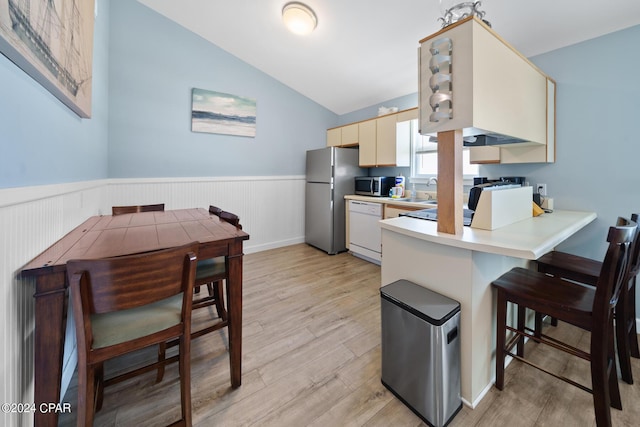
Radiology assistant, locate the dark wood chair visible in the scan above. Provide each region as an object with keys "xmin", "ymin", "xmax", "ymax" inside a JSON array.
[
  {"xmin": 67, "ymin": 242, "xmax": 198, "ymax": 427},
  {"xmin": 111, "ymin": 203, "xmax": 165, "ymax": 215},
  {"xmin": 219, "ymin": 210, "xmax": 242, "ymax": 229},
  {"xmin": 535, "ymin": 213, "xmax": 640, "ymax": 384},
  {"xmin": 158, "ymin": 206, "xmax": 244, "ymax": 381},
  {"xmin": 189, "ymin": 206, "xmax": 241, "ymax": 325},
  {"xmin": 209, "ymin": 205, "xmax": 223, "ymax": 216},
  {"xmin": 193, "ymin": 207, "xmax": 242, "ymax": 322},
  {"xmin": 492, "ymin": 218, "xmax": 637, "ymax": 427}
]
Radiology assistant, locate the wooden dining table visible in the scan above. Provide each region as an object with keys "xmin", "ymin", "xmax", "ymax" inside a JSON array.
[{"xmin": 20, "ymin": 208, "xmax": 250, "ymax": 427}]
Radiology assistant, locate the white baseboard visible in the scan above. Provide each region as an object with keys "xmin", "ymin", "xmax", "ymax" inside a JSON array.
[{"xmin": 244, "ymin": 237, "xmax": 305, "ymax": 254}]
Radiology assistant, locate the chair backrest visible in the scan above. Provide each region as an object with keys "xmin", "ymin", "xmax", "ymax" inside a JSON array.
[
  {"xmin": 593, "ymin": 217, "xmax": 637, "ymax": 325},
  {"xmin": 209, "ymin": 205, "xmax": 223, "ymax": 216},
  {"xmin": 67, "ymin": 242, "xmax": 198, "ymax": 315},
  {"xmin": 220, "ymin": 211, "xmax": 242, "ymax": 229},
  {"xmin": 629, "ymin": 213, "xmax": 640, "ymax": 275},
  {"xmin": 112, "ymin": 203, "xmax": 165, "ymax": 215}
]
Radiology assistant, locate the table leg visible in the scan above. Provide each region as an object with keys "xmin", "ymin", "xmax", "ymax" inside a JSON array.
[
  {"xmin": 33, "ymin": 272, "xmax": 67, "ymax": 427},
  {"xmin": 226, "ymin": 241, "xmax": 243, "ymax": 387}
]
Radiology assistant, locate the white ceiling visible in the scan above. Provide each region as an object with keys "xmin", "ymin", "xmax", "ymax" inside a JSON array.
[{"xmin": 137, "ymin": 0, "xmax": 640, "ymax": 115}]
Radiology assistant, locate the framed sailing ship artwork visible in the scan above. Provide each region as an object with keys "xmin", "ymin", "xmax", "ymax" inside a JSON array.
[{"xmin": 0, "ymin": 0, "xmax": 95, "ymax": 118}]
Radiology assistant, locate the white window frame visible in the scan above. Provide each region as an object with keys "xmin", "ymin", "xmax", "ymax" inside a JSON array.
[{"xmin": 410, "ymin": 133, "xmax": 479, "ymax": 185}]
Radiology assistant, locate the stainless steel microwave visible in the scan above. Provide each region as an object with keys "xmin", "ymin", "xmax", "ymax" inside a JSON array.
[{"xmin": 355, "ymin": 176, "xmax": 395, "ymax": 197}]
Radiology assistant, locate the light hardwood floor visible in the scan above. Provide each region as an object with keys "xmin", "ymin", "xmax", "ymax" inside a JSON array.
[{"xmin": 59, "ymin": 243, "xmax": 640, "ymax": 426}]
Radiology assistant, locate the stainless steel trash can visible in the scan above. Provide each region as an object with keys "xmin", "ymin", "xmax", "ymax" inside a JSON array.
[{"xmin": 381, "ymin": 280, "xmax": 462, "ymax": 427}]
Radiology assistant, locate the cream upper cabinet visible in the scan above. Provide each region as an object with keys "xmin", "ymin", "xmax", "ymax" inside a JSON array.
[
  {"xmin": 359, "ymin": 113, "xmax": 411, "ymax": 167},
  {"xmin": 326, "ymin": 123, "xmax": 359, "ymax": 147},
  {"xmin": 419, "ymin": 16, "xmax": 555, "ymax": 163},
  {"xmin": 375, "ymin": 114, "xmax": 401, "ymax": 166},
  {"xmin": 327, "ymin": 127, "xmax": 341, "ymax": 147},
  {"xmin": 341, "ymin": 123, "xmax": 359, "ymax": 146},
  {"xmin": 358, "ymin": 119, "xmax": 377, "ymax": 166},
  {"xmin": 395, "ymin": 108, "xmax": 418, "ymax": 122},
  {"xmin": 327, "ymin": 108, "xmax": 415, "ymax": 167}
]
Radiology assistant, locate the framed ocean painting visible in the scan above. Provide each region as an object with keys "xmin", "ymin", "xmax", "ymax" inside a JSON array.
[
  {"xmin": 191, "ymin": 88, "xmax": 257, "ymax": 137},
  {"xmin": 0, "ymin": 0, "xmax": 95, "ymax": 118}
]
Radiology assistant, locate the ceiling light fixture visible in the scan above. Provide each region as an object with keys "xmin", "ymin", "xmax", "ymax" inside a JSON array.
[{"xmin": 282, "ymin": 2, "xmax": 317, "ymax": 35}]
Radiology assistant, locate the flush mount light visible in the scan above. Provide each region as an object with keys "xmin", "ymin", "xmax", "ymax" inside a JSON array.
[{"xmin": 282, "ymin": 2, "xmax": 317, "ymax": 35}]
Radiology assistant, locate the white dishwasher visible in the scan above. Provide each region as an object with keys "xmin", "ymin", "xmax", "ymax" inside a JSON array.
[{"xmin": 349, "ymin": 200, "xmax": 383, "ymax": 264}]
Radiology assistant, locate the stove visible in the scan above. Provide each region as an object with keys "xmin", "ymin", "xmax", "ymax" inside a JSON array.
[{"xmin": 400, "ymin": 208, "xmax": 475, "ymax": 226}]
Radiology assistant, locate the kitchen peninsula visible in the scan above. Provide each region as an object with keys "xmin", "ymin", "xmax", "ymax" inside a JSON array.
[{"xmin": 379, "ymin": 210, "xmax": 596, "ymax": 407}]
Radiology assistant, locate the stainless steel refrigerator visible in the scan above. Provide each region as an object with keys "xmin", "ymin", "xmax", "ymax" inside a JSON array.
[{"xmin": 305, "ymin": 147, "xmax": 364, "ymax": 254}]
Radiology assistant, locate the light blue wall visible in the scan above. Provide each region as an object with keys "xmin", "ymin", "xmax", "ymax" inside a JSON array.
[
  {"xmin": 0, "ymin": 0, "xmax": 337, "ymax": 188},
  {"xmin": 107, "ymin": 1, "xmax": 337, "ymax": 178},
  {"xmin": 338, "ymin": 93, "xmax": 418, "ymax": 125},
  {"xmin": 0, "ymin": 1, "xmax": 109, "ymax": 188}
]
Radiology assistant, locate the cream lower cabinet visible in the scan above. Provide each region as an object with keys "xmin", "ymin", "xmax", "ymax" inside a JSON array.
[{"xmin": 383, "ymin": 204, "xmax": 425, "ymax": 219}]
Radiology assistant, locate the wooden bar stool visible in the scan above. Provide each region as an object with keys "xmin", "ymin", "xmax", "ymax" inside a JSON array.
[
  {"xmin": 535, "ymin": 212, "xmax": 640, "ymax": 384},
  {"xmin": 492, "ymin": 218, "xmax": 636, "ymax": 427}
]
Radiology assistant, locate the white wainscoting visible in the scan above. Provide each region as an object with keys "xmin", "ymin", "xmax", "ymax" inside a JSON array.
[
  {"xmin": 0, "ymin": 180, "xmax": 105, "ymax": 427},
  {"xmin": 0, "ymin": 176, "xmax": 305, "ymax": 427},
  {"xmin": 106, "ymin": 176, "xmax": 306, "ymax": 253}
]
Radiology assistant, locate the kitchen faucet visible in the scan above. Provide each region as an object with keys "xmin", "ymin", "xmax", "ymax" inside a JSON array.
[{"xmin": 427, "ymin": 177, "xmax": 438, "ymax": 187}]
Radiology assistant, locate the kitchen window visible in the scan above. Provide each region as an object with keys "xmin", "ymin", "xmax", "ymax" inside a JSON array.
[{"xmin": 411, "ymin": 132, "xmax": 479, "ymax": 182}]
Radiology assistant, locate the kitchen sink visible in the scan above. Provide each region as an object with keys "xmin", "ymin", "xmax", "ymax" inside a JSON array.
[{"xmin": 386, "ymin": 198, "xmax": 437, "ymax": 204}]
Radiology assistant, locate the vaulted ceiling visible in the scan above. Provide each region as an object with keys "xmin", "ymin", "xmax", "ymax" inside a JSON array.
[{"xmin": 138, "ymin": 0, "xmax": 640, "ymax": 115}]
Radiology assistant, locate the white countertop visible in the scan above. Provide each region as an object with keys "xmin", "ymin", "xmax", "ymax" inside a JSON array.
[{"xmin": 379, "ymin": 210, "xmax": 597, "ymax": 260}]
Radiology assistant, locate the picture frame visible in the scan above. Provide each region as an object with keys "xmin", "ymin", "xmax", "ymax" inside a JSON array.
[
  {"xmin": 191, "ymin": 88, "xmax": 256, "ymax": 138},
  {"xmin": 0, "ymin": 0, "xmax": 95, "ymax": 118}
]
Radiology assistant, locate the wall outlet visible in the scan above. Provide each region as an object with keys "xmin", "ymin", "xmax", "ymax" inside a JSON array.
[{"xmin": 536, "ymin": 183, "xmax": 547, "ymax": 197}]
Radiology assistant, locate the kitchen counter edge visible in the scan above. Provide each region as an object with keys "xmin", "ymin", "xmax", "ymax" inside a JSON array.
[
  {"xmin": 344, "ymin": 194, "xmax": 438, "ymax": 209},
  {"xmin": 379, "ymin": 210, "xmax": 597, "ymax": 260}
]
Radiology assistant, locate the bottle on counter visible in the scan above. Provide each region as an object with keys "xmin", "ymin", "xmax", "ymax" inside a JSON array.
[{"xmin": 395, "ymin": 175, "xmax": 405, "ymax": 197}]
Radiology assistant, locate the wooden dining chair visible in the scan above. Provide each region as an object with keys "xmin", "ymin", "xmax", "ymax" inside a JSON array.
[
  {"xmin": 111, "ymin": 203, "xmax": 165, "ymax": 215},
  {"xmin": 534, "ymin": 213, "xmax": 640, "ymax": 384},
  {"xmin": 192, "ymin": 208, "xmax": 242, "ymax": 323},
  {"xmin": 190, "ymin": 206, "xmax": 239, "ymax": 324},
  {"xmin": 220, "ymin": 210, "xmax": 242, "ymax": 229},
  {"xmin": 67, "ymin": 242, "xmax": 198, "ymax": 427},
  {"xmin": 209, "ymin": 205, "xmax": 223, "ymax": 216},
  {"xmin": 157, "ymin": 207, "xmax": 243, "ymax": 381},
  {"xmin": 492, "ymin": 218, "xmax": 636, "ymax": 427}
]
